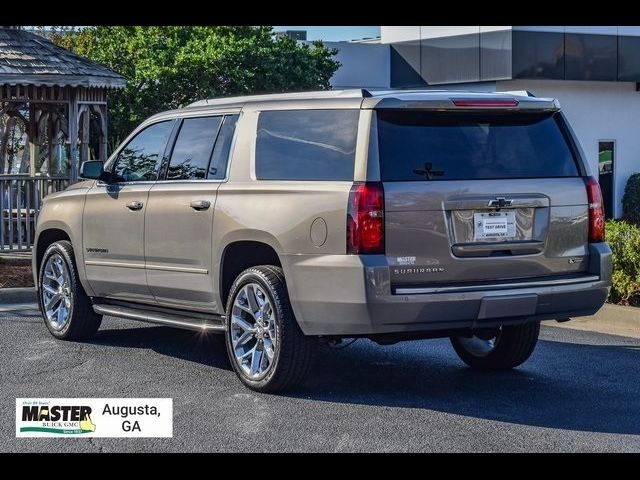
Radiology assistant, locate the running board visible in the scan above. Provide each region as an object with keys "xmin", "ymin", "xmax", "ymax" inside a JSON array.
[{"xmin": 93, "ymin": 304, "xmax": 226, "ymax": 332}]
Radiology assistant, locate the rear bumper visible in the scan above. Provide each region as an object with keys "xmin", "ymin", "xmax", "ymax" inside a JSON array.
[{"xmin": 284, "ymin": 243, "xmax": 612, "ymax": 336}]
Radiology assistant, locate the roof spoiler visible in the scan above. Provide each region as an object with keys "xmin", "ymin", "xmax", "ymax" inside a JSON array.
[{"xmin": 499, "ymin": 90, "xmax": 536, "ymax": 97}]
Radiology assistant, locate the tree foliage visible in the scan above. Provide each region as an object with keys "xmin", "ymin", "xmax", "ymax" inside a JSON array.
[
  {"xmin": 622, "ymin": 173, "xmax": 640, "ymax": 225},
  {"xmin": 606, "ymin": 220, "xmax": 640, "ymax": 306},
  {"xmin": 50, "ymin": 26, "xmax": 340, "ymax": 146}
]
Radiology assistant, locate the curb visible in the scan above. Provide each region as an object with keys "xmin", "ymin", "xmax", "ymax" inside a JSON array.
[
  {"xmin": 0, "ymin": 254, "xmax": 32, "ymax": 265},
  {"xmin": 544, "ymin": 303, "xmax": 640, "ymax": 338},
  {"xmin": 0, "ymin": 287, "xmax": 37, "ymax": 304}
]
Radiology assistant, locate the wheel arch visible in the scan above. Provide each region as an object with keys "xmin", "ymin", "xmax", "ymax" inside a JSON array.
[
  {"xmin": 218, "ymin": 238, "xmax": 283, "ymax": 308},
  {"xmin": 34, "ymin": 226, "xmax": 72, "ymax": 286}
]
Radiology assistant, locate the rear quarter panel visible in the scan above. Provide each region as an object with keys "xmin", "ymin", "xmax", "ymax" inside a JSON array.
[{"xmin": 212, "ymin": 109, "xmax": 370, "ymax": 313}]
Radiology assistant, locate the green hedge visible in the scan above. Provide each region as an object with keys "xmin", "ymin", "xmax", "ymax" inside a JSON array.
[
  {"xmin": 622, "ymin": 173, "xmax": 640, "ymax": 225},
  {"xmin": 606, "ymin": 220, "xmax": 640, "ymax": 305}
]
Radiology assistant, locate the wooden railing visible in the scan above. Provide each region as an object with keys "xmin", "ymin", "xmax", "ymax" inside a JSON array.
[{"xmin": 0, "ymin": 175, "xmax": 69, "ymax": 252}]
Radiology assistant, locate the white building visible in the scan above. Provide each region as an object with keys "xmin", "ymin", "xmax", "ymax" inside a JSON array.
[{"xmin": 328, "ymin": 26, "xmax": 640, "ymax": 219}]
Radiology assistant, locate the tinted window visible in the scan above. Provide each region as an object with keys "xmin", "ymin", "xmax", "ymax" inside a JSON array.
[
  {"xmin": 208, "ymin": 114, "xmax": 239, "ymax": 180},
  {"xmin": 377, "ymin": 111, "xmax": 579, "ymax": 181},
  {"xmin": 256, "ymin": 110, "xmax": 359, "ymax": 181},
  {"xmin": 512, "ymin": 31, "xmax": 565, "ymax": 80},
  {"xmin": 618, "ymin": 36, "xmax": 640, "ymax": 81},
  {"xmin": 112, "ymin": 121, "xmax": 173, "ymax": 182},
  {"xmin": 565, "ymin": 33, "xmax": 617, "ymax": 81},
  {"xmin": 167, "ymin": 116, "xmax": 222, "ymax": 181}
]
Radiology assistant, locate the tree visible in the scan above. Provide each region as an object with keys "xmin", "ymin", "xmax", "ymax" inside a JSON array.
[{"xmin": 50, "ymin": 26, "xmax": 340, "ymax": 147}]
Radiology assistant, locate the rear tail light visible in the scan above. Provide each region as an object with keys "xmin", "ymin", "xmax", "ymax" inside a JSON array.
[
  {"xmin": 347, "ymin": 182, "xmax": 384, "ymax": 254},
  {"xmin": 585, "ymin": 176, "xmax": 605, "ymax": 242},
  {"xmin": 451, "ymin": 98, "xmax": 519, "ymax": 108}
]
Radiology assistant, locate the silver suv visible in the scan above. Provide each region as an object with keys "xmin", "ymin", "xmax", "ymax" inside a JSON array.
[{"xmin": 33, "ymin": 89, "xmax": 612, "ymax": 392}]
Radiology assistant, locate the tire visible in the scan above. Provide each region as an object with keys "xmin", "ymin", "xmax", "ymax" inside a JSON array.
[
  {"xmin": 225, "ymin": 265, "xmax": 315, "ymax": 393},
  {"xmin": 38, "ymin": 240, "xmax": 102, "ymax": 341},
  {"xmin": 450, "ymin": 322, "xmax": 540, "ymax": 370}
]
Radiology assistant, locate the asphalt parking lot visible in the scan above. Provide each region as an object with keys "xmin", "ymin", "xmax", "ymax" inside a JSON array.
[{"xmin": 2, "ymin": 304, "xmax": 640, "ymax": 452}]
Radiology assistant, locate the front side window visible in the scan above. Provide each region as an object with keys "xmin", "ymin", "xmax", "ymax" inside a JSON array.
[
  {"xmin": 256, "ymin": 109, "xmax": 360, "ymax": 181},
  {"xmin": 167, "ymin": 116, "xmax": 223, "ymax": 181},
  {"xmin": 112, "ymin": 121, "xmax": 173, "ymax": 183}
]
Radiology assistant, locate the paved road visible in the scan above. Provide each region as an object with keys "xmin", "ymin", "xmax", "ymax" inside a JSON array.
[{"xmin": 1, "ymin": 304, "xmax": 640, "ymax": 452}]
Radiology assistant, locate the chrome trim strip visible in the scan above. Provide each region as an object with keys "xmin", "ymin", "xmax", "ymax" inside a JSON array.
[
  {"xmin": 145, "ymin": 264, "xmax": 208, "ymax": 274},
  {"xmin": 395, "ymin": 275, "xmax": 601, "ymax": 295},
  {"xmin": 93, "ymin": 304, "xmax": 225, "ymax": 332},
  {"xmin": 85, "ymin": 260, "xmax": 145, "ymax": 269},
  {"xmin": 85, "ymin": 260, "xmax": 208, "ymax": 274}
]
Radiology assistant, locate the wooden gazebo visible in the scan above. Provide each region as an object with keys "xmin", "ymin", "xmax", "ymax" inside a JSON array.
[
  {"xmin": 0, "ymin": 27, "xmax": 125, "ymax": 251},
  {"xmin": 0, "ymin": 27, "xmax": 125, "ymax": 181}
]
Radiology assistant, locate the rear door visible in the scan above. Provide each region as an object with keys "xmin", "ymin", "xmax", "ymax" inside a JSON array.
[
  {"xmin": 144, "ymin": 113, "xmax": 238, "ymax": 310},
  {"xmin": 376, "ymin": 109, "xmax": 590, "ymax": 289}
]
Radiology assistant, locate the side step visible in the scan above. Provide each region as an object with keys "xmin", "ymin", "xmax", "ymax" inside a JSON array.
[{"xmin": 93, "ymin": 303, "xmax": 225, "ymax": 332}]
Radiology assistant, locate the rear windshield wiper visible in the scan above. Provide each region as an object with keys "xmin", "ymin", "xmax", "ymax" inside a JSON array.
[{"xmin": 413, "ymin": 162, "xmax": 444, "ymax": 180}]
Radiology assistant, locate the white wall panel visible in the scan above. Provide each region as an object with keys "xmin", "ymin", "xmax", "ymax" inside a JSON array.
[{"xmin": 498, "ymin": 79, "xmax": 640, "ymax": 218}]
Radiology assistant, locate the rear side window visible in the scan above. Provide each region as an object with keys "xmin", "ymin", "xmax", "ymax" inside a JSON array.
[
  {"xmin": 256, "ymin": 109, "xmax": 360, "ymax": 181},
  {"xmin": 208, "ymin": 114, "xmax": 239, "ymax": 180},
  {"xmin": 167, "ymin": 116, "xmax": 223, "ymax": 180},
  {"xmin": 377, "ymin": 111, "xmax": 579, "ymax": 181}
]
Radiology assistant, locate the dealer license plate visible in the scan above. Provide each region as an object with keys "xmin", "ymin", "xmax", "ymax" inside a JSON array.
[{"xmin": 473, "ymin": 212, "xmax": 516, "ymax": 241}]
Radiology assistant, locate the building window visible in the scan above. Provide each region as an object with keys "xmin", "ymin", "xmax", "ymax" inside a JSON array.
[
  {"xmin": 598, "ymin": 141, "xmax": 615, "ymax": 219},
  {"xmin": 512, "ymin": 31, "xmax": 565, "ymax": 80}
]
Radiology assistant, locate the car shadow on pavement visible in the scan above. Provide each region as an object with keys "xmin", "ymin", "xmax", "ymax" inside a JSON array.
[
  {"xmin": 90, "ymin": 324, "xmax": 640, "ymax": 435},
  {"xmin": 295, "ymin": 335, "xmax": 640, "ymax": 436},
  {"xmin": 92, "ymin": 326, "xmax": 233, "ymax": 371}
]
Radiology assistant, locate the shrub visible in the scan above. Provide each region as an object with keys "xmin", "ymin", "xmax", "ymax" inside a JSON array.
[
  {"xmin": 605, "ymin": 220, "xmax": 640, "ymax": 305},
  {"xmin": 622, "ymin": 173, "xmax": 640, "ymax": 225}
]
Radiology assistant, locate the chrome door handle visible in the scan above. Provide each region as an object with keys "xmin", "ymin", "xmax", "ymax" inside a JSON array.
[
  {"xmin": 190, "ymin": 200, "xmax": 211, "ymax": 211},
  {"xmin": 126, "ymin": 201, "xmax": 144, "ymax": 211}
]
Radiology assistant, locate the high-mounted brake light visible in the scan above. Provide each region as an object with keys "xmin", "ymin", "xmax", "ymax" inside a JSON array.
[
  {"xmin": 347, "ymin": 182, "xmax": 384, "ymax": 254},
  {"xmin": 585, "ymin": 176, "xmax": 605, "ymax": 242},
  {"xmin": 451, "ymin": 98, "xmax": 519, "ymax": 108}
]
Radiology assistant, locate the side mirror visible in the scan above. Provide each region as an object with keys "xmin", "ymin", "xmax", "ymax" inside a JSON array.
[{"xmin": 79, "ymin": 160, "xmax": 109, "ymax": 182}]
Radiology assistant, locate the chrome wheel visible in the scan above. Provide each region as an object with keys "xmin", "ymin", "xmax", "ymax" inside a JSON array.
[
  {"xmin": 41, "ymin": 253, "xmax": 72, "ymax": 331},
  {"xmin": 230, "ymin": 282, "xmax": 278, "ymax": 379},
  {"xmin": 457, "ymin": 328, "xmax": 502, "ymax": 357}
]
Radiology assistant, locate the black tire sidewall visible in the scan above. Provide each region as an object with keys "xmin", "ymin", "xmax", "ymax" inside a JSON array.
[
  {"xmin": 38, "ymin": 242, "xmax": 77, "ymax": 339},
  {"xmin": 225, "ymin": 269, "xmax": 284, "ymax": 390},
  {"xmin": 451, "ymin": 322, "xmax": 540, "ymax": 370}
]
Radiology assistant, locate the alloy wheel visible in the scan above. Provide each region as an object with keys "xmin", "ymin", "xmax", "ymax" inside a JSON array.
[
  {"xmin": 230, "ymin": 282, "xmax": 278, "ymax": 379},
  {"xmin": 41, "ymin": 253, "xmax": 72, "ymax": 330}
]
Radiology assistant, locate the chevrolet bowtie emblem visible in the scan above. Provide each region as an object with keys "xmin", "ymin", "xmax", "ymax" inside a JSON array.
[{"xmin": 488, "ymin": 197, "xmax": 513, "ymax": 208}]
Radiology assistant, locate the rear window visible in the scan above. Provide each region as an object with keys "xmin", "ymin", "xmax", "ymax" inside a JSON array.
[
  {"xmin": 377, "ymin": 111, "xmax": 579, "ymax": 181},
  {"xmin": 256, "ymin": 109, "xmax": 359, "ymax": 181}
]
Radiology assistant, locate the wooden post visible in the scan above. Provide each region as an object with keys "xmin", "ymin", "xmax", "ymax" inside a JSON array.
[
  {"xmin": 0, "ymin": 116, "xmax": 16, "ymax": 174},
  {"xmin": 46, "ymin": 112, "xmax": 54, "ymax": 174},
  {"xmin": 98, "ymin": 104, "xmax": 108, "ymax": 161},
  {"xmin": 68, "ymin": 88, "xmax": 79, "ymax": 182},
  {"xmin": 80, "ymin": 107, "xmax": 90, "ymax": 162},
  {"xmin": 28, "ymin": 103, "xmax": 37, "ymax": 174}
]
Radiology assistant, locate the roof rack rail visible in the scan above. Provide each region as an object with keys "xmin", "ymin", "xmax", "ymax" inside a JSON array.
[{"xmin": 188, "ymin": 88, "xmax": 372, "ymax": 107}]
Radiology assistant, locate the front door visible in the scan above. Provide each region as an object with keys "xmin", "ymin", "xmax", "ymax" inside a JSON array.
[
  {"xmin": 83, "ymin": 120, "xmax": 175, "ymax": 301},
  {"xmin": 145, "ymin": 114, "xmax": 238, "ymax": 311}
]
